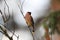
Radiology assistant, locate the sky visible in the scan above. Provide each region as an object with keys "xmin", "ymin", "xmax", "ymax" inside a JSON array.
[{"xmin": 0, "ymin": 0, "xmax": 51, "ymax": 40}]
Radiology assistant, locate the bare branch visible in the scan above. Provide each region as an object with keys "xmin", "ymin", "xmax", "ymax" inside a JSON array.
[
  {"xmin": 0, "ymin": 0, "xmax": 10, "ymax": 23},
  {"xmin": 0, "ymin": 24, "xmax": 13, "ymax": 40},
  {"xmin": 4, "ymin": 0, "xmax": 10, "ymax": 23},
  {"xmin": 4, "ymin": 4, "xmax": 7, "ymax": 21},
  {"xmin": 0, "ymin": 21, "xmax": 19, "ymax": 40},
  {"xmin": 0, "ymin": 10, "xmax": 5, "ymax": 22},
  {"xmin": 17, "ymin": 0, "xmax": 25, "ymax": 17},
  {"xmin": 0, "ymin": 0, "xmax": 19, "ymax": 40},
  {"xmin": 0, "ymin": 10, "xmax": 18, "ymax": 40},
  {"xmin": 0, "ymin": 31, "xmax": 4, "ymax": 34},
  {"xmin": 18, "ymin": 5, "xmax": 24, "ymax": 17}
]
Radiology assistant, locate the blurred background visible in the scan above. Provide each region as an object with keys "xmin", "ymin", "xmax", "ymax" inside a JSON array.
[{"xmin": 0, "ymin": 0, "xmax": 60, "ymax": 40}]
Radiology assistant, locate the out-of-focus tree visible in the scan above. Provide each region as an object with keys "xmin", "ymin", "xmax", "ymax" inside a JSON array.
[{"xmin": 0, "ymin": 0, "xmax": 19, "ymax": 40}]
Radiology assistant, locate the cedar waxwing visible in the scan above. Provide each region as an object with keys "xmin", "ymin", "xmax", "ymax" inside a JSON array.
[{"xmin": 24, "ymin": 12, "xmax": 34, "ymax": 32}]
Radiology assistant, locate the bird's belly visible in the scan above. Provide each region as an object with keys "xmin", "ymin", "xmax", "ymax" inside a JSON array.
[{"xmin": 26, "ymin": 20, "xmax": 32, "ymax": 27}]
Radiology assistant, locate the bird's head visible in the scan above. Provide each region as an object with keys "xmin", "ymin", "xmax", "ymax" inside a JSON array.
[{"xmin": 27, "ymin": 12, "xmax": 31, "ymax": 15}]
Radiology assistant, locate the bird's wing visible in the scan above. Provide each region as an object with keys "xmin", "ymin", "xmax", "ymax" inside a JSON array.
[{"xmin": 30, "ymin": 16, "xmax": 34, "ymax": 25}]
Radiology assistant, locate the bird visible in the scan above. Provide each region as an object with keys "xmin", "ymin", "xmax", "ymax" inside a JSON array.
[{"xmin": 24, "ymin": 12, "xmax": 34, "ymax": 32}]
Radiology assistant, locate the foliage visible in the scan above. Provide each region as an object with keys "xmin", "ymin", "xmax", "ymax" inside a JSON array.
[{"xmin": 48, "ymin": 10, "xmax": 60, "ymax": 34}]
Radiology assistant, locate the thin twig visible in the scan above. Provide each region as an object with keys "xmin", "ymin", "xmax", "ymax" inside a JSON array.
[
  {"xmin": 3, "ymin": 0, "xmax": 10, "ymax": 23},
  {"xmin": 17, "ymin": 0, "xmax": 25, "ymax": 17},
  {"xmin": 0, "ymin": 10, "xmax": 5, "ymax": 23},
  {"xmin": 0, "ymin": 31, "xmax": 4, "ymax": 34}
]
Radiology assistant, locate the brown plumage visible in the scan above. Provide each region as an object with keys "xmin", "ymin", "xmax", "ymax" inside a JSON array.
[{"xmin": 24, "ymin": 12, "xmax": 34, "ymax": 32}]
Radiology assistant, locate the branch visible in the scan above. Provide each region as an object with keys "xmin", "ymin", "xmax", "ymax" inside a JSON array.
[
  {"xmin": 0, "ymin": 31, "xmax": 4, "ymax": 34},
  {"xmin": 0, "ymin": 10, "xmax": 18, "ymax": 40},
  {"xmin": 17, "ymin": 0, "xmax": 25, "ymax": 17},
  {"xmin": 0, "ymin": 10, "xmax": 5, "ymax": 22},
  {"xmin": 0, "ymin": 0, "xmax": 10, "ymax": 23},
  {"xmin": 4, "ymin": 0, "xmax": 10, "ymax": 23},
  {"xmin": 0, "ymin": 24, "xmax": 13, "ymax": 40},
  {"xmin": 18, "ymin": 5, "xmax": 24, "ymax": 17}
]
